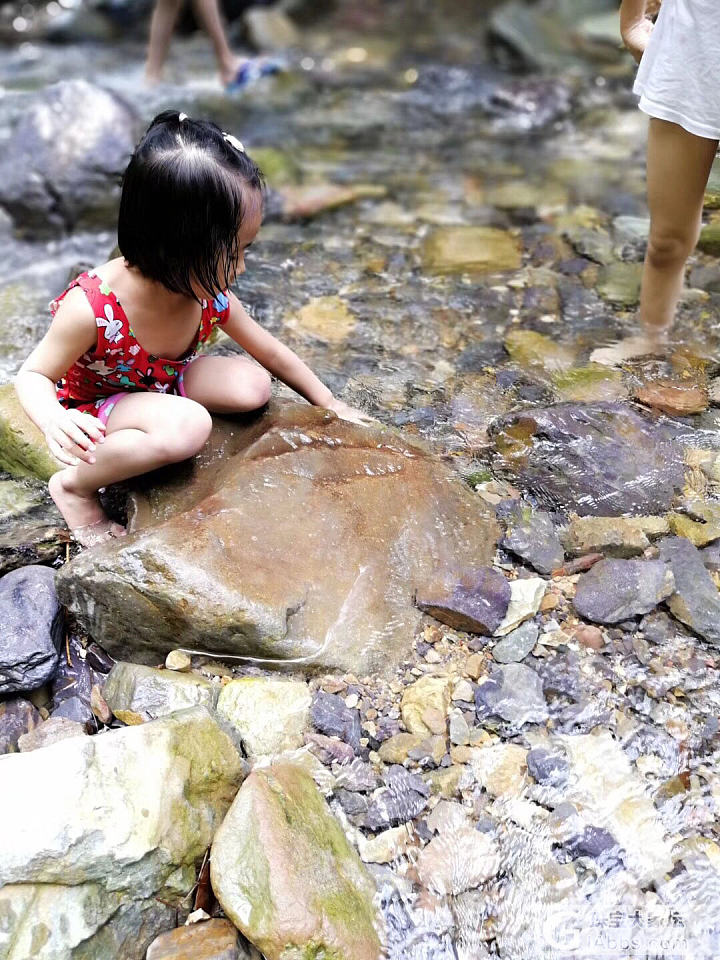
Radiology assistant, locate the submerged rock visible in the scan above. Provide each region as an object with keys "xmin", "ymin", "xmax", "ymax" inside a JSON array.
[
  {"xmin": 491, "ymin": 621, "xmax": 539, "ymax": 663},
  {"xmin": 0, "ymin": 80, "xmax": 137, "ymax": 238},
  {"xmin": 422, "ymin": 226, "xmax": 521, "ymax": 275},
  {"xmin": 0, "ymin": 706, "xmax": 243, "ymax": 959},
  {"xmin": 564, "ymin": 514, "xmax": 670, "ymax": 558},
  {"xmin": 561, "ymin": 730, "xmax": 674, "ymax": 884},
  {"xmin": 490, "ymin": 403, "xmax": 687, "ymax": 516},
  {"xmin": 574, "ymin": 558, "xmax": 675, "ymax": 624},
  {"xmin": 0, "ymin": 565, "xmax": 63, "ymax": 695},
  {"xmin": 475, "ymin": 661, "xmax": 548, "ymax": 727},
  {"xmin": 401, "ymin": 675, "xmax": 452, "ymax": 736},
  {"xmin": 634, "ymin": 379, "xmax": 708, "ymax": 416},
  {"xmin": 57, "ymin": 402, "xmax": 498, "ymax": 675},
  {"xmin": 659, "ymin": 537, "xmax": 720, "ymax": 645},
  {"xmin": 497, "ymin": 500, "xmax": 564, "ymax": 574},
  {"xmin": 210, "ymin": 761, "xmax": 381, "ymax": 960},
  {"xmin": 216, "ymin": 676, "xmax": 311, "ymax": 758}
]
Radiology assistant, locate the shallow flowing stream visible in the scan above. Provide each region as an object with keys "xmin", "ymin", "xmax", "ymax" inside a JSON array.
[{"xmin": 1, "ymin": 1, "xmax": 719, "ymax": 957}]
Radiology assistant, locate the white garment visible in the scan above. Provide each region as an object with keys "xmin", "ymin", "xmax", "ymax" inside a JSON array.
[{"xmin": 634, "ymin": 0, "xmax": 720, "ymax": 140}]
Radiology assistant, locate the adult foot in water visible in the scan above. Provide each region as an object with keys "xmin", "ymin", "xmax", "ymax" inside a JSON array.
[
  {"xmin": 49, "ymin": 471, "xmax": 127, "ymax": 547},
  {"xmin": 589, "ymin": 331, "xmax": 670, "ymax": 367}
]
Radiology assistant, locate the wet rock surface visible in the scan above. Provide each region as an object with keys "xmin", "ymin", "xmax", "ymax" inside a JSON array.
[
  {"xmin": 0, "ymin": 565, "xmax": 63, "ymax": 695},
  {"xmin": 574, "ymin": 558, "xmax": 676, "ymax": 624},
  {"xmin": 416, "ymin": 566, "xmax": 510, "ymax": 635},
  {"xmin": 659, "ymin": 536, "xmax": 720, "ymax": 645},
  {"xmin": 56, "ymin": 403, "xmax": 499, "ymax": 675},
  {"xmin": 103, "ymin": 660, "xmax": 219, "ymax": 722},
  {"xmin": 0, "ymin": 79, "xmax": 138, "ymax": 237},
  {"xmin": 490, "ymin": 404, "xmax": 687, "ymax": 516},
  {"xmin": 210, "ymin": 761, "xmax": 381, "ymax": 960}
]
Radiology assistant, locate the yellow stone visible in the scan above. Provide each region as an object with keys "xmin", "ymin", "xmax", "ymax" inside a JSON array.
[
  {"xmin": 289, "ymin": 295, "xmax": 356, "ymax": 343},
  {"xmin": 422, "ymin": 226, "xmax": 521, "ymax": 275}
]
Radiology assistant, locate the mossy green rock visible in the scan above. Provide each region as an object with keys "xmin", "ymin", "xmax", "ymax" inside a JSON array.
[
  {"xmin": 698, "ymin": 222, "xmax": 720, "ymax": 257},
  {"xmin": 0, "ymin": 706, "xmax": 244, "ymax": 959},
  {"xmin": 0, "ymin": 384, "xmax": 60, "ymax": 480},
  {"xmin": 704, "ymin": 161, "xmax": 720, "ymax": 210},
  {"xmin": 422, "ymin": 226, "xmax": 521, "ymax": 275},
  {"xmin": 552, "ymin": 364, "xmax": 625, "ymax": 402},
  {"xmin": 504, "ymin": 329, "xmax": 575, "ymax": 373},
  {"xmin": 210, "ymin": 761, "xmax": 382, "ymax": 960},
  {"xmin": 596, "ymin": 262, "xmax": 642, "ymax": 306}
]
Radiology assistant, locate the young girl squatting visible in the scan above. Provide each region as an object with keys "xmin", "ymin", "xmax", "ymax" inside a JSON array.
[{"xmin": 15, "ymin": 111, "xmax": 371, "ymax": 545}]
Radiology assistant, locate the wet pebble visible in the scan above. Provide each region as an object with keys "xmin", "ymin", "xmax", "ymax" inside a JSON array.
[
  {"xmin": 475, "ymin": 661, "xmax": 549, "ymax": 727},
  {"xmin": 659, "ymin": 537, "xmax": 720, "ymax": 645},
  {"xmin": 491, "ymin": 621, "xmax": 539, "ymax": 663},
  {"xmin": 497, "ymin": 500, "xmax": 565, "ymax": 575},
  {"xmin": 0, "ymin": 697, "xmax": 41, "ymax": 753},
  {"xmin": 363, "ymin": 764, "xmax": 430, "ymax": 831},
  {"xmin": 311, "ymin": 690, "xmax": 362, "ymax": 751},
  {"xmin": 526, "ymin": 746, "xmax": 568, "ymax": 786},
  {"xmin": 416, "ymin": 566, "xmax": 511, "ymax": 635}
]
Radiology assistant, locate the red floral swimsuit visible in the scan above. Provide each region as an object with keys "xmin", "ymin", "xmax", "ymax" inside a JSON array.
[{"xmin": 50, "ymin": 270, "xmax": 231, "ymax": 424}]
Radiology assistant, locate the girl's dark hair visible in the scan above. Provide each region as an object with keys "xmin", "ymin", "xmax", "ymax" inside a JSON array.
[{"xmin": 118, "ymin": 110, "xmax": 264, "ymax": 301}]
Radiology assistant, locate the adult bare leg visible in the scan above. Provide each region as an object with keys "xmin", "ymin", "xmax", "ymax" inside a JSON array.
[
  {"xmin": 145, "ymin": 0, "xmax": 184, "ymax": 84},
  {"xmin": 49, "ymin": 393, "xmax": 212, "ymax": 544},
  {"xmin": 189, "ymin": 0, "xmax": 240, "ymax": 87},
  {"xmin": 640, "ymin": 118, "xmax": 718, "ymax": 333}
]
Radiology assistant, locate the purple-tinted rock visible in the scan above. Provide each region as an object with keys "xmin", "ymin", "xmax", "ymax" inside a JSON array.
[
  {"xmin": 0, "ymin": 565, "xmax": 63, "ymax": 695},
  {"xmin": 497, "ymin": 500, "xmax": 564, "ymax": 575},
  {"xmin": 565, "ymin": 825, "xmax": 620, "ymax": 860},
  {"xmin": 363, "ymin": 765, "xmax": 430, "ymax": 831},
  {"xmin": 305, "ymin": 732, "xmax": 356, "ymax": 766},
  {"xmin": 659, "ymin": 537, "xmax": 720, "ymax": 646},
  {"xmin": 526, "ymin": 747, "xmax": 568, "ymax": 786},
  {"xmin": 475, "ymin": 662, "xmax": 548, "ymax": 727},
  {"xmin": 416, "ymin": 567, "xmax": 511, "ymax": 635},
  {"xmin": 573, "ymin": 558, "xmax": 675, "ymax": 624},
  {"xmin": 50, "ymin": 633, "xmax": 105, "ymax": 723},
  {"xmin": 0, "ymin": 697, "xmax": 41, "ymax": 753},
  {"xmin": 310, "ymin": 691, "xmax": 361, "ymax": 751},
  {"xmin": 490, "ymin": 403, "xmax": 686, "ymax": 517}
]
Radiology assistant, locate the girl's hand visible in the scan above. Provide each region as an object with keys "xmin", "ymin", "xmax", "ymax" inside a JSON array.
[
  {"xmin": 622, "ymin": 17, "xmax": 654, "ymax": 63},
  {"xmin": 44, "ymin": 409, "xmax": 106, "ymax": 466},
  {"xmin": 325, "ymin": 398, "xmax": 378, "ymax": 426}
]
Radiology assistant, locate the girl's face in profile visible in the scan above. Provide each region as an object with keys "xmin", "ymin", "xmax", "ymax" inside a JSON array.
[{"xmin": 192, "ymin": 186, "xmax": 263, "ymax": 300}]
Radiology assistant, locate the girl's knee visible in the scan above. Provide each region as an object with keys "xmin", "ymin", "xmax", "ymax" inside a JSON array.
[
  {"xmin": 647, "ymin": 229, "xmax": 695, "ymax": 270},
  {"xmin": 248, "ymin": 369, "xmax": 272, "ymax": 409},
  {"xmin": 154, "ymin": 399, "xmax": 212, "ymax": 462}
]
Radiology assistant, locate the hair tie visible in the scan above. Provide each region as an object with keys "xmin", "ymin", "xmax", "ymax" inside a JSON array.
[
  {"xmin": 178, "ymin": 112, "xmax": 188, "ymax": 122},
  {"xmin": 223, "ymin": 131, "xmax": 245, "ymax": 153}
]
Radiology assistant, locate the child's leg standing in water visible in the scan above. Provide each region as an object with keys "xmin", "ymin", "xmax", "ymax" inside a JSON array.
[
  {"xmin": 640, "ymin": 118, "xmax": 717, "ymax": 334},
  {"xmin": 619, "ymin": 0, "xmax": 720, "ymax": 344},
  {"xmin": 145, "ymin": 0, "xmax": 241, "ymax": 86}
]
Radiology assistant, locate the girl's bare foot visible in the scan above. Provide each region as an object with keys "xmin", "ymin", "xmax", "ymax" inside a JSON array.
[
  {"xmin": 49, "ymin": 471, "xmax": 126, "ymax": 547},
  {"xmin": 590, "ymin": 330, "xmax": 669, "ymax": 367}
]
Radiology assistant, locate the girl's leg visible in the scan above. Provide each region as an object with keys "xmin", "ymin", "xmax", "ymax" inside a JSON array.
[
  {"xmin": 178, "ymin": 355, "xmax": 272, "ymax": 413},
  {"xmin": 189, "ymin": 0, "xmax": 240, "ymax": 87},
  {"xmin": 145, "ymin": 0, "xmax": 185, "ymax": 84},
  {"xmin": 640, "ymin": 118, "xmax": 718, "ymax": 332},
  {"xmin": 49, "ymin": 393, "xmax": 212, "ymax": 544}
]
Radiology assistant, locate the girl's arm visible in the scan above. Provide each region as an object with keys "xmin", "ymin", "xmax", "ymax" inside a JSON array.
[
  {"xmin": 222, "ymin": 292, "xmax": 375, "ymax": 423},
  {"xmin": 620, "ymin": 0, "xmax": 653, "ymax": 63},
  {"xmin": 15, "ymin": 288, "xmax": 106, "ymax": 464}
]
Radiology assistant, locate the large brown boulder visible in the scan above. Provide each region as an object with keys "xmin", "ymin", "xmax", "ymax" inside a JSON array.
[{"xmin": 56, "ymin": 402, "xmax": 498, "ymax": 674}]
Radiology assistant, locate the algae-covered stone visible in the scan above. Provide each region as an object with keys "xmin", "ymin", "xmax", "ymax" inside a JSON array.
[
  {"xmin": 552, "ymin": 365, "xmax": 625, "ymax": 403},
  {"xmin": 0, "ymin": 706, "xmax": 243, "ymax": 959},
  {"xmin": 103, "ymin": 661, "xmax": 218, "ymax": 721},
  {"xmin": 698, "ymin": 222, "xmax": 720, "ymax": 257},
  {"xmin": 216, "ymin": 677, "xmax": 311, "ymax": 758},
  {"xmin": 422, "ymin": 226, "xmax": 521, "ymax": 275},
  {"xmin": 596, "ymin": 262, "xmax": 642, "ymax": 306},
  {"xmin": 504, "ymin": 329, "xmax": 575, "ymax": 373},
  {"xmin": 210, "ymin": 761, "xmax": 381, "ymax": 960},
  {"xmin": 0, "ymin": 384, "xmax": 60, "ymax": 480}
]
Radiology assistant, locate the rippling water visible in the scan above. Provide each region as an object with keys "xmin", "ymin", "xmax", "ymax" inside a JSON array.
[{"xmin": 2, "ymin": 1, "xmax": 720, "ymax": 957}]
